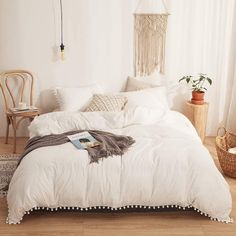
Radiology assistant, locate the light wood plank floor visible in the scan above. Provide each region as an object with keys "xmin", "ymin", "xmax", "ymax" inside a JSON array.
[{"xmin": 0, "ymin": 137, "xmax": 235, "ymax": 236}]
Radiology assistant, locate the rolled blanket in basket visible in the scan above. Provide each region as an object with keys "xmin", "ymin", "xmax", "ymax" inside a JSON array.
[
  {"xmin": 19, "ymin": 130, "xmax": 135, "ymax": 164},
  {"xmin": 228, "ymin": 147, "xmax": 236, "ymax": 154}
]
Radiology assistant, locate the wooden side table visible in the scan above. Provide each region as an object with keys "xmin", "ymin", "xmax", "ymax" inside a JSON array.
[{"xmin": 184, "ymin": 101, "xmax": 209, "ymax": 142}]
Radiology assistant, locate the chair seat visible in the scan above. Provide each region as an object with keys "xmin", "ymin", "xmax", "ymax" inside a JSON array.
[{"xmin": 6, "ymin": 110, "xmax": 40, "ymax": 118}]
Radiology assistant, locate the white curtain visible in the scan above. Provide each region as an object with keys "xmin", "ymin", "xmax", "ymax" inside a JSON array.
[
  {"xmin": 227, "ymin": 65, "xmax": 236, "ymax": 133},
  {"xmin": 163, "ymin": 0, "xmax": 236, "ymax": 135},
  {"xmin": 225, "ymin": 2, "xmax": 236, "ymax": 133}
]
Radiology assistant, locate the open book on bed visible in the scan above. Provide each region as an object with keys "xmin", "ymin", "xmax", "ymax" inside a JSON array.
[{"xmin": 68, "ymin": 131, "xmax": 100, "ymax": 149}]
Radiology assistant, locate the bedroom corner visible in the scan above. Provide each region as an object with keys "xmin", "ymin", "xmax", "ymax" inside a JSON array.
[{"xmin": 0, "ymin": 0, "xmax": 236, "ymax": 235}]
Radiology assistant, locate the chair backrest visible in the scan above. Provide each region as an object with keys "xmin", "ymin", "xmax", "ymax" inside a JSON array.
[{"xmin": 0, "ymin": 70, "xmax": 34, "ymax": 112}]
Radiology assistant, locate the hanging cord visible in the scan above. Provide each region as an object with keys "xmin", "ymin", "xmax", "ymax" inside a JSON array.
[
  {"xmin": 59, "ymin": 0, "xmax": 65, "ymax": 60},
  {"xmin": 60, "ymin": 0, "xmax": 63, "ymax": 44}
]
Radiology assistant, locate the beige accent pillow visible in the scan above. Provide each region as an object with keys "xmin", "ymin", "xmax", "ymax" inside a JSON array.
[
  {"xmin": 125, "ymin": 77, "xmax": 160, "ymax": 92},
  {"xmin": 85, "ymin": 94, "xmax": 127, "ymax": 112}
]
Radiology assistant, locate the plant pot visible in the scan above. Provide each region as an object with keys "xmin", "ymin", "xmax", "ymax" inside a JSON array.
[{"xmin": 191, "ymin": 91, "xmax": 205, "ymax": 105}]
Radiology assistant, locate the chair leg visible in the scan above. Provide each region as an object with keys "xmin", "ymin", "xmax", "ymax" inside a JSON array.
[
  {"xmin": 12, "ymin": 117, "xmax": 17, "ymax": 154},
  {"xmin": 5, "ymin": 117, "xmax": 10, "ymax": 144}
]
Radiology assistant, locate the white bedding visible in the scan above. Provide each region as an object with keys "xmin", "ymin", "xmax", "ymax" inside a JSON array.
[{"xmin": 7, "ymin": 108, "xmax": 232, "ymax": 224}]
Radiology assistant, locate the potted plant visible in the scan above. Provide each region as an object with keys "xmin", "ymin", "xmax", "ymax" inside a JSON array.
[{"xmin": 179, "ymin": 73, "xmax": 212, "ymax": 105}]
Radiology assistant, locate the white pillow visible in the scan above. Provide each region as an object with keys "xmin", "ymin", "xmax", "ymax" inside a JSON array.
[
  {"xmin": 121, "ymin": 86, "xmax": 169, "ymax": 111},
  {"xmin": 125, "ymin": 76, "xmax": 177, "ymax": 109},
  {"xmin": 54, "ymin": 85, "xmax": 103, "ymax": 112},
  {"xmin": 123, "ymin": 106, "xmax": 166, "ymax": 126}
]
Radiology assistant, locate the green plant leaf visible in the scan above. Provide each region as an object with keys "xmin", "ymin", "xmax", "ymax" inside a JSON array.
[
  {"xmin": 179, "ymin": 77, "xmax": 185, "ymax": 82},
  {"xmin": 179, "ymin": 75, "xmax": 193, "ymax": 83},
  {"xmin": 207, "ymin": 78, "xmax": 212, "ymax": 85}
]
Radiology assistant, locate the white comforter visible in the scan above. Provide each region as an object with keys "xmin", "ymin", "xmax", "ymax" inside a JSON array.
[{"xmin": 7, "ymin": 107, "xmax": 232, "ymax": 224}]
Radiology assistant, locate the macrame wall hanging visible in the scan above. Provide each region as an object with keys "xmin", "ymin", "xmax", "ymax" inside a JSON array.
[{"xmin": 134, "ymin": 0, "xmax": 169, "ymax": 76}]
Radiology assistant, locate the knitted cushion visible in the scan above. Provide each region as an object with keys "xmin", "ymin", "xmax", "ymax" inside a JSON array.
[{"xmin": 85, "ymin": 94, "xmax": 127, "ymax": 112}]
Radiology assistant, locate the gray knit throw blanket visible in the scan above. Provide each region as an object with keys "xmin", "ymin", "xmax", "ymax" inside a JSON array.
[{"xmin": 19, "ymin": 130, "xmax": 135, "ymax": 164}]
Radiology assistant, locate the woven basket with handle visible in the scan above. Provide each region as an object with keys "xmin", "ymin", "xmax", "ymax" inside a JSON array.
[{"xmin": 215, "ymin": 127, "xmax": 236, "ymax": 178}]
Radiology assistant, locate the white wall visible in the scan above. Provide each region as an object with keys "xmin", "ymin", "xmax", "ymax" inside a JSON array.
[
  {"xmin": 0, "ymin": 0, "xmax": 135, "ymax": 136},
  {"xmin": 0, "ymin": 0, "xmax": 235, "ymax": 137}
]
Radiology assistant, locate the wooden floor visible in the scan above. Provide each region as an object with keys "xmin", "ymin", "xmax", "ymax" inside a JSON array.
[{"xmin": 0, "ymin": 137, "xmax": 235, "ymax": 236}]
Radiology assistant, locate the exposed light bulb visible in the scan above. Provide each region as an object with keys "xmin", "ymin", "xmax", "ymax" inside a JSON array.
[{"xmin": 60, "ymin": 43, "xmax": 65, "ymax": 61}]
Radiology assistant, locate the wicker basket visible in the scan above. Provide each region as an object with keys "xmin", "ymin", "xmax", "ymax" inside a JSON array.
[{"xmin": 216, "ymin": 127, "xmax": 236, "ymax": 178}]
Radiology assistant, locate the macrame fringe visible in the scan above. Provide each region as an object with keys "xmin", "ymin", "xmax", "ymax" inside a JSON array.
[
  {"xmin": 6, "ymin": 204, "xmax": 233, "ymax": 225},
  {"xmin": 134, "ymin": 14, "xmax": 168, "ymax": 76}
]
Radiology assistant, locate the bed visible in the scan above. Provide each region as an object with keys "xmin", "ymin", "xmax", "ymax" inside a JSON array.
[{"xmin": 6, "ymin": 85, "xmax": 232, "ymax": 224}]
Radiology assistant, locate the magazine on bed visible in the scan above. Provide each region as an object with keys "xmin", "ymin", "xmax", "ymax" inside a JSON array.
[{"xmin": 67, "ymin": 132, "xmax": 100, "ymax": 149}]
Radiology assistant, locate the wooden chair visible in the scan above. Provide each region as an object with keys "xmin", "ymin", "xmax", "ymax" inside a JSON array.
[{"xmin": 0, "ymin": 70, "xmax": 40, "ymax": 153}]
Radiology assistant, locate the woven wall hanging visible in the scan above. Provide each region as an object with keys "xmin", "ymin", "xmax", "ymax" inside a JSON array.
[{"xmin": 134, "ymin": 0, "xmax": 169, "ymax": 76}]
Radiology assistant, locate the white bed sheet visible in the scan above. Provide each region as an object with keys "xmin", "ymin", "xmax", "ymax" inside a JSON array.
[{"xmin": 7, "ymin": 109, "xmax": 232, "ymax": 224}]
